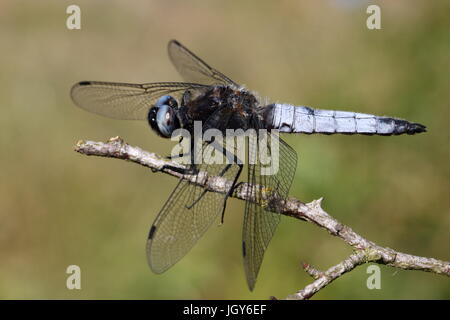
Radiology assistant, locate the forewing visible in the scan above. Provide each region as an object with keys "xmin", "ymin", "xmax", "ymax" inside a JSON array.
[
  {"xmin": 168, "ymin": 40, "xmax": 239, "ymax": 87},
  {"xmin": 242, "ymin": 134, "xmax": 297, "ymax": 291},
  {"xmin": 70, "ymin": 81, "xmax": 209, "ymax": 120}
]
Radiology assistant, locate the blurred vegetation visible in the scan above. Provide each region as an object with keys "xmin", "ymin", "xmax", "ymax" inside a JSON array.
[{"xmin": 0, "ymin": 0, "xmax": 449, "ymax": 299}]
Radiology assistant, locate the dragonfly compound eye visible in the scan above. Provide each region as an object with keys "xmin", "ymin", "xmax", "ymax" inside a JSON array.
[{"xmin": 148, "ymin": 95, "xmax": 180, "ymax": 138}]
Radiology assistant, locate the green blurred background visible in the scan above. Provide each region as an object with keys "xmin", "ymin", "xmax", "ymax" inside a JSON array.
[{"xmin": 0, "ymin": 0, "xmax": 449, "ymax": 299}]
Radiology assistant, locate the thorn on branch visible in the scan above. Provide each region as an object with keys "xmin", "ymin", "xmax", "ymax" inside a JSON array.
[{"xmin": 302, "ymin": 262, "xmax": 323, "ymax": 279}]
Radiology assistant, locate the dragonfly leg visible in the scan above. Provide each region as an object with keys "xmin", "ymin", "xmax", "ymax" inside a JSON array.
[
  {"xmin": 181, "ymin": 90, "xmax": 192, "ymax": 106},
  {"xmin": 165, "ymin": 136, "xmax": 189, "ymax": 159},
  {"xmin": 185, "ymin": 139, "xmax": 243, "ymax": 212},
  {"xmin": 160, "ymin": 137, "xmax": 198, "ymax": 174},
  {"xmin": 160, "ymin": 163, "xmax": 199, "ymax": 175},
  {"xmin": 220, "ymin": 163, "xmax": 243, "ymax": 224},
  {"xmin": 165, "ymin": 150, "xmax": 191, "ymax": 160},
  {"xmin": 185, "ymin": 163, "xmax": 233, "ymax": 210}
]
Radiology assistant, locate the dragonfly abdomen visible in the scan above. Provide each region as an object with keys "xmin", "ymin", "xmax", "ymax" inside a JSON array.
[{"xmin": 265, "ymin": 104, "xmax": 426, "ymax": 135}]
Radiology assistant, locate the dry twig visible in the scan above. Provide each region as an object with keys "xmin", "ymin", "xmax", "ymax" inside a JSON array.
[{"xmin": 75, "ymin": 136, "xmax": 450, "ymax": 299}]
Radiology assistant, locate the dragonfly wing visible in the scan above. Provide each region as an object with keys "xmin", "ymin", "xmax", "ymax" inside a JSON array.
[
  {"xmin": 70, "ymin": 81, "xmax": 209, "ymax": 120},
  {"xmin": 147, "ymin": 160, "xmax": 241, "ymax": 273},
  {"xmin": 147, "ymin": 108, "xmax": 241, "ymax": 273},
  {"xmin": 168, "ymin": 40, "xmax": 239, "ymax": 87},
  {"xmin": 242, "ymin": 133, "xmax": 297, "ymax": 290}
]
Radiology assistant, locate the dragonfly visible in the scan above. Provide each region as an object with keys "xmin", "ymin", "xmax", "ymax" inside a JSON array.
[{"xmin": 71, "ymin": 40, "xmax": 426, "ymax": 291}]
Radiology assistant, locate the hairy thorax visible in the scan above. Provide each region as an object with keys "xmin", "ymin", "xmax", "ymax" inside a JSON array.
[{"xmin": 180, "ymin": 86, "xmax": 262, "ymax": 133}]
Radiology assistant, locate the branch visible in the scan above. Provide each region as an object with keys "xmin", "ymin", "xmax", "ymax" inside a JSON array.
[
  {"xmin": 75, "ymin": 137, "xmax": 450, "ymax": 299},
  {"xmin": 288, "ymin": 251, "xmax": 367, "ymax": 300}
]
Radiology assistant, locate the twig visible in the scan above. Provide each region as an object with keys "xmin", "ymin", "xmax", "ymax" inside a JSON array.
[
  {"xmin": 288, "ymin": 251, "xmax": 367, "ymax": 300},
  {"xmin": 74, "ymin": 137, "xmax": 450, "ymax": 299}
]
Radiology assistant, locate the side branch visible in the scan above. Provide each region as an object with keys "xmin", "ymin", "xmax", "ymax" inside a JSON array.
[
  {"xmin": 287, "ymin": 251, "xmax": 367, "ymax": 300},
  {"xmin": 75, "ymin": 137, "xmax": 450, "ymax": 299}
]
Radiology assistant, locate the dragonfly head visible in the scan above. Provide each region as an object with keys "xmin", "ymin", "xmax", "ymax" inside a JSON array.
[{"xmin": 148, "ymin": 95, "xmax": 180, "ymax": 138}]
